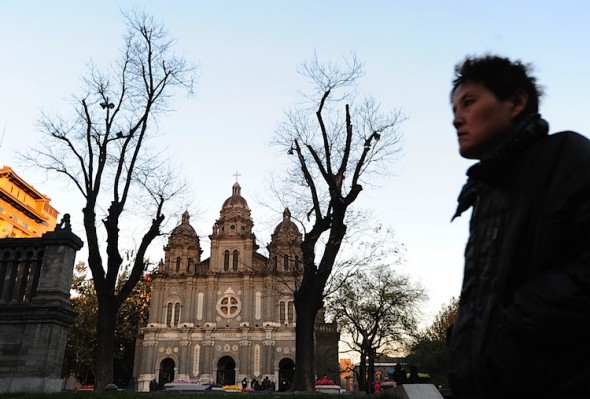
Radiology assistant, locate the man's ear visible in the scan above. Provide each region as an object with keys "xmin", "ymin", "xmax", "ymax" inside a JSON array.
[{"xmin": 510, "ymin": 90, "xmax": 529, "ymax": 118}]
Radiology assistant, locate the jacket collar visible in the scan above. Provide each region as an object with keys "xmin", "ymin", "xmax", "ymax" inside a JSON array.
[
  {"xmin": 467, "ymin": 114, "xmax": 549, "ymax": 182},
  {"xmin": 452, "ymin": 114, "xmax": 549, "ymax": 220}
]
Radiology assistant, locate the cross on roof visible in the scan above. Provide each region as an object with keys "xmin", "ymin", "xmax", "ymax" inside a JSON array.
[{"xmin": 233, "ymin": 171, "xmax": 241, "ymax": 182}]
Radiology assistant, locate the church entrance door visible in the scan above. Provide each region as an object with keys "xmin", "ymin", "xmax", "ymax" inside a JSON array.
[
  {"xmin": 159, "ymin": 358, "xmax": 175, "ymax": 389},
  {"xmin": 278, "ymin": 358, "xmax": 295, "ymax": 392},
  {"xmin": 216, "ymin": 356, "xmax": 236, "ymax": 386}
]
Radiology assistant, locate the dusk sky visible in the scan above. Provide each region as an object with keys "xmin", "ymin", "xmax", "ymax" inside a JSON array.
[{"xmin": 1, "ymin": 1, "xmax": 589, "ymax": 325}]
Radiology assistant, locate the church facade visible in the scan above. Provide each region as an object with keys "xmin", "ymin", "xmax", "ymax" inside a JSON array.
[{"xmin": 133, "ymin": 182, "xmax": 339, "ymax": 392}]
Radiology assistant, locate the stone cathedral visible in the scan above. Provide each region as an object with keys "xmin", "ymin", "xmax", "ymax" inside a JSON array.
[{"xmin": 133, "ymin": 182, "xmax": 339, "ymax": 392}]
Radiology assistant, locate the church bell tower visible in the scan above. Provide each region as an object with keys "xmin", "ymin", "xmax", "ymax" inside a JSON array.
[{"xmin": 209, "ymin": 182, "xmax": 258, "ymax": 273}]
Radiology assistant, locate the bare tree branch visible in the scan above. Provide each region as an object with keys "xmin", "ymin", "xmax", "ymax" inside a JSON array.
[
  {"xmin": 271, "ymin": 53, "xmax": 404, "ymax": 391},
  {"xmin": 18, "ymin": 10, "xmax": 196, "ymax": 391}
]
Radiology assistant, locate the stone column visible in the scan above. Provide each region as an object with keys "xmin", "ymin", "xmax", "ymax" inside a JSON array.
[
  {"xmin": 263, "ymin": 334, "xmax": 275, "ymax": 378},
  {"xmin": 137, "ymin": 340, "xmax": 157, "ymax": 392},
  {"xmin": 239, "ymin": 338, "xmax": 251, "ymax": 378},
  {"xmin": 177, "ymin": 336, "xmax": 191, "ymax": 380},
  {"xmin": 201, "ymin": 339, "xmax": 215, "ymax": 383},
  {"xmin": 32, "ymin": 215, "xmax": 83, "ymax": 308}
]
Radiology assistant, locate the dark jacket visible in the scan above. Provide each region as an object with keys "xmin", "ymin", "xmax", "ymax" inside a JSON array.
[{"xmin": 448, "ymin": 115, "xmax": 590, "ymax": 399}]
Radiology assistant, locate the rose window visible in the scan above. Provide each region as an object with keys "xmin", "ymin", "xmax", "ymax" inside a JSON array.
[{"xmin": 216, "ymin": 294, "xmax": 241, "ymax": 318}]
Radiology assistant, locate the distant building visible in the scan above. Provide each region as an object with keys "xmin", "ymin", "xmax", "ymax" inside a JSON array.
[
  {"xmin": 133, "ymin": 182, "xmax": 339, "ymax": 392},
  {"xmin": 339, "ymin": 358, "xmax": 354, "ymax": 391},
  {"xmin": 0, "ymin": 166, "xmax": 58, "ymax": 238}
]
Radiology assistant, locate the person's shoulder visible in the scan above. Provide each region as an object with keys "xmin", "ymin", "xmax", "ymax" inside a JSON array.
[
  {"xmin": 538, "ymin": 131, "xmax": 590, "ymax": 188},
  {"xmin": 542, "ymin": 131, "xmax": 590, "ymax": 158},
  {"xmin": 547, "ymin": 131, "xmax": 590, "ymax": 146}
]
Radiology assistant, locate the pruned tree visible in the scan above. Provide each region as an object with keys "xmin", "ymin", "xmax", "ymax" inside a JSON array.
[
  {"xmin": 273, "ymin": 53, "xmax": 404, "ymax": 391},
  {"xmin": 62, "ymin": 262, "xmax": 98, "ymax": 386},
  {"xmin": 423, "ymin": 296, "xmax": 458, "ymax": 341},
  {"xmin": 21, "ymin": 11, "xmax": 196, "ymax": 390},
  {"xmin": 327, "ymin": 267, "xmax": 426, "ymax": 393},
  {"xmin": 405, "ymin": 297, "xmax": 459, "ymax": 388},
  {"xmin": 112, "ymin": 254, "xmax": 153, "ymax": 388},
  {"xmin": 63, "ymin": 260, "xmax": 153, "ymax": 388}
]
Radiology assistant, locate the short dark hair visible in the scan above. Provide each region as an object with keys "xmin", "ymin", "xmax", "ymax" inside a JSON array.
[{"xmin": 451, "ymin": 55, "xmax": 543, "ymax": 116}]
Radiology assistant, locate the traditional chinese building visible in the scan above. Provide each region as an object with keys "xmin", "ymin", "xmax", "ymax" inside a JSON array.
[
  {"xmin": 0, "ymin": 166, "xmax": 59, "ymax": 238},
  {"xmin": 133, "ymin": 182, "xmax": 339, "ymax": 391}
]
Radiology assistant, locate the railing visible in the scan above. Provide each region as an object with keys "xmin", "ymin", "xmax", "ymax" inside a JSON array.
[
  {"xmin": 0, "ymin": 238, "xmax": 45, "ymax": 304},
  {"xmin": 315, "ymin": 322, "xmax": 338, "ymax": 333}
]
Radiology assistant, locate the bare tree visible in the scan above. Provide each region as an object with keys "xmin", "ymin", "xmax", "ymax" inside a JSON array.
[
  {"xmin": 21, "ymin": 11, "xmax": 196, "ymax": 390},
  {"xmin": 327, "ymin": 267, "xmax": 426, "ymax": 393},
  {"xmin": 273, "ymin": 53, "xmax": 404, "ymax": 391}
]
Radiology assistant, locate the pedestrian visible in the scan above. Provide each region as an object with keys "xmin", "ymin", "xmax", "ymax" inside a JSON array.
[
  {"xmin": 407, "ymin": 366, "xmax": 419, "ymax": 384},
  {"xmin": 392, "ymin": 364, "xmax": 407, "ymax": 386},
  {"xmin": 261, "ymin": 376, "xmax": 270, "ymax": 390},
  {"xmin": 127, "ymin": 376, "xmax": 136, "ymax": 391},
  {"xmin": 447, "ymin": 54, "xmax": 590, "ymax": 399},
  {"xmin": 374, "ymin": 380, "xmax": 381, "ymax": 393},
  {"xmin": 241, "ymin": 377, "xmax": 248, "ymax": 389},
  {"xmin": 64, "ymin": 372, "xmax": 79, "ymax": 391}
]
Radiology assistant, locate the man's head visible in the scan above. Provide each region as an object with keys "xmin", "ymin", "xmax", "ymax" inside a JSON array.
[
  {"xmin": 452, "ymin": 55, "xmax": 542, "ymax": 115},
  {"xmin": 451, "ymin": 55, "xmax": 543, "ymax": 159}
]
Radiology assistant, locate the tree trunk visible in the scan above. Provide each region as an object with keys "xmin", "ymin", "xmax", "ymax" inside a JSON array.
[
  {"xmin": 291, "ymin": 293, "xmax": 321, "ymax": 391},
  {"xmin": 367, "ymin": 348, "xmax": 376, "ymax": 394},
  {"xmin": 358, "ymin": 349, "xmax": 367, "ymax": 392},
  {"xmin": 94, "ymin": 296, "xmax": 117, "ymax": 391}
]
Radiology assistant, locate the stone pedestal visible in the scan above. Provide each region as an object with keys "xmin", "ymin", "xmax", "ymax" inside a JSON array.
[
  {"xmin": 316, "ymin": 384, "xmax": 343, "ymax": 394},
  {"xmin": 383, "ymin": 384, "xmax": 444, "ymax": 399}
]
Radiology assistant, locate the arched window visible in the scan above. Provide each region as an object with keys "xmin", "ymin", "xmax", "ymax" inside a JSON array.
[
  {"xmin": 188, "ymin": 257, "xmax": 193, "ymax": 273},
  {"xmin": 295, "ymin": 256, "xmax": 300, "ymax": 270},
  {"xmin": 166, "ymin": 301, "xmax": 181, "ymax": 327},
  {"xmin": 233, "ymin": 250, "xmax": 239, "ymax": 272},
  {"xmin": 279, "ymin": 301, "xmax": 286, "ymax": 324},
  {"xmin": 273, "ymin": 256, "xmax": 278, "ymax": 270},
  {"xmin": 283, "ymin": 254, "xmax": 289, "ymax": 271},
  {"xmin": 166, "ymin": 303, "xmax": 173, "ymax": 326},
  {"xmin": 279, "ymin": 300, "xmax": 295, "ymax": 324},
  {"xmin": 174, "ymin": 302, "xmax": 181, "ymax": 326},
  {"xmin": 176, "ymin": 257, "xmax": 181, "ymax": 273},
  {"xmin": 288, "ymin": 301, "xmax": 295, "ymax": 323},
  {"xmin": 224, "ymin": 250, "xmax": 230, "ymax": 271}
]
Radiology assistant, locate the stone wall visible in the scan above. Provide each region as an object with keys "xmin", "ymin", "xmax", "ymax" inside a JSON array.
[{"xmin": 0, "ymin": 215, "xmax": 83, "ymax": 393}]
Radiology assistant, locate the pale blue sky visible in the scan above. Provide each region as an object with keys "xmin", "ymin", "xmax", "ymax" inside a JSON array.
[{"xmin": 1, "ymin": 1, "xmax": 589, "ymax": 324}]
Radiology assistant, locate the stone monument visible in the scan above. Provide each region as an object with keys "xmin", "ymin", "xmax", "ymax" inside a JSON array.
[{"xmin": 0, "ymin": 215, "xmax": 83, "ymax": 393}]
